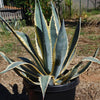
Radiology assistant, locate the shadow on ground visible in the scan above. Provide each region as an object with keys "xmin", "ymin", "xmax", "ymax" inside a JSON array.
[{"xmin": 0, "ymin": 84, "xmax": 28, "ymax": 100}]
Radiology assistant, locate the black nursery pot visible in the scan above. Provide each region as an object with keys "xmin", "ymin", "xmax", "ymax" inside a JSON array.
[{"xmin": 24, "ymin": 77, "xmax": 79, "ymax": 100}]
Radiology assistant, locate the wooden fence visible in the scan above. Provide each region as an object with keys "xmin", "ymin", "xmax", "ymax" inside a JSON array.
[
  {"xmin": 72, "ymin": 0, "xmax": 100, "ymax": 10},
  {"xmin": 0, "ymin": 6, "xmax": 23, "ymax": 20}
]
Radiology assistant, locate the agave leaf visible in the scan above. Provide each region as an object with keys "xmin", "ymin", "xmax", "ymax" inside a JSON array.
[
  {"xmin": 82, "ymin": 57, "xmax": 100, "ymax": 64},
  {"xmin": 61, "ymin": 61, "xmax": 82, "ymax": 84},
  {"xmin": 19, "ymin": 64, "xmax": 40, "ymax": 77},
  {"xmin": 62, "ymin": 19, "xmax": 81, "ymax": 72},
  {"xmin": 71, "ymin": 48, "xmax": 99, "ymax": 79},
  {"xmin": 15, "ymin": 31, "xmax": 47, "ymax": 74},
  {"xmin": 0, "ymin": 61, "xmax": 23, "ymax": 74},
  {"xmin": 0, "ymin": 61, "xmax": 43, "ymax": 75},
  {"xmin": 39, "ymin": 75, "xmax": 51, "ymax": 99},
  {"xmin": 15, "ymin": 66, "xmax": 39, "ymax": 79},
  {"xmin": 0, "ymin": 52, "xmax": 12, "ymax": 64},
  {"xmin": 14, "ymin": 66, "xmax": 38, "ymax": 80},
  {"xmin": 14, "ymin": 68, "xmax": 40, "ymax": 85},
  {"xmin": 34, "ymin": 0, "xmax": 52, "ymax": 73},
  {"xmin": 18, "ymin": 57, "xmax": 41, "ymax": 76},
  {"xmin": 0, "ymin": 52, "xmax": 40, "ymax": 77},
  {"xmin": 61, "ymin": 48, "xmax": 76, "ymax": 73},
  {"xmin": 35, "ymin": 34, "xmax": 42, "ymax": 59},
  {"xmin": 0, "ymin": 16, "xmax": 45, "ymax": 74},
  {"xmin": 70, "ymin": 57, "xmax": 99, "ymax": 81},
  {"xmin": 51, "ymin": 20, "xmax": 68, "ymax": 78},
  {"xmin": 15, "ymin": 31, "xmax": 36, "ymax": 55},
  {"xmin": 18, "ymin": 57, "xmax": 35, "ymax": 65},
  {"xmin": 15, "ymin": 31, "xmax": 45, "ymax": 72},
  {"xmin": 51, "ymin": 1, "xmax": 60, "ymax": 34},
  {"xmin": 49, "ymin": 16, "xmax": 57, "ymax": 51}
]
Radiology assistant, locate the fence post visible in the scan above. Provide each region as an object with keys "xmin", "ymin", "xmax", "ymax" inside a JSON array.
[
  {"xmin": 70, "ymin": 0, "xmax": 72, "ymax": 17},
  {"xmin": 95, "ymin": 0, "xmax": 96, "ymax": 9},
  {"xmin": 87, "ymin": 0, "xmax": 89, "ymax": 12},
  {"xmin": 79, "ymin": 0, "xmax": 81, "ymax": 17}
]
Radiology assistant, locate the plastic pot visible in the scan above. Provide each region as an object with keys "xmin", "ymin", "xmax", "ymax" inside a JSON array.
[{"xmin": 24, "ymin": 77, "xmax": 79, "ymax": 100}]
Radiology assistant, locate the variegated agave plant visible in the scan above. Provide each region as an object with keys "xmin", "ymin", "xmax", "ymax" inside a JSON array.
[{"xmin": 0, "ymin": 0, "xmax": 100, "ymax": 99}]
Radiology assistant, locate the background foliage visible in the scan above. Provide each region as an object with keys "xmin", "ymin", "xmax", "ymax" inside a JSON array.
[{"xmin": 4, "ymin": 0, "xmax": 52, "ymax": 25}]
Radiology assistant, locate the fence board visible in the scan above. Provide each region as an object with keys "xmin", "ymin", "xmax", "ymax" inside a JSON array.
[{"xmin": 0, "ymin": 6, "xmax": 23, "ymax": 20}]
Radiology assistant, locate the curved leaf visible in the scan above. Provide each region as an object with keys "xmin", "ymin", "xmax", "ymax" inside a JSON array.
[
  {"xmin": 0, "ymin": 16, "xmax": 45, "ymax": 74},
  {"xmin": 61, "ymin": 48, "xmax": 76, "ymax": 73},
  {"xmin": 15, "ymin": 31, "xmax": 36, "ymax": 55},
  {"xmin": 0, "ymin": 61, "xmax": 43, "ymax": 75},
  {"xmin": 34, "ymin": 0, "xmax": 52, "ymax": 73},
  {"xmin": 18, "ymin": 57, "xmax": 34, "ymax": 65},
  {"xmin": 18, "ymin": 57, "xmax": 42, "ymax": 76},
  {"xmin": 14, "ymin": 68, "xmax": 40, "ymax": 85},
  {"xmin": 61, "ymin": 61, "xmax": 82, "ymax": 84},
  {"xmin": 0, "ymin": 52, "xmax": 12, "ymax": 64},
  {"xmin": 51, "ymin": 20, "xmax": 68, "ymax": 78},
  {"xmin": 82, "ymin": 57, "xmax": 100, "ymax": 64},
  {"xmin": 15, "ymin": 31, "xmax": 45, "ymax": 73},
  {"xmin": 16, "ymin": 66, "xmax": 38, "ymax": 79},
  {"xmin": 71, "ymin": 48, "xmax": 99, "ymax": 79},
  {"xmin": 62, "ymin": 19, "xmax": 81, "ymax": 72},
  {"xmin": 0, "ymin": 52, "xmax": 41, "ymax": 77}
]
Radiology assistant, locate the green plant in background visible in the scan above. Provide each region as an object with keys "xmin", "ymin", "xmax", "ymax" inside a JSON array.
[
  {"xmin": 0, "ymin": 21, "xmax": 10, "ymax": 35},
  {"xmin": 7, "ymin": 19, "xmax": 19, "ymax": 30},
  {"xmin": 0, "ymin": 0, "xmax": 100, "ymax": 99},
  {"xmin": 13, "ymin": 19, "xmax": 26, "ymax": 30},
  {"xmin": 39, "ymin": 0, "xmax": 52, "ymax": 23},
  {"xmin": 62, "ymin": 0, "xmax": 72, "ymax": 19},
  {"xmin": 4, "ymin": 0, "xmax": 35, "ymax": 25},
  {"xmin": 53, "ymin": 0, "xmax": 62, "ymax": 16},
  {"xmin": 0, "ymin": 19, "xmax": 26, "ymax": 35},
  {"xmin": 5, "ymin": 0, "xmax": 51, "ymax": 24},
  {"xmin": 0, "ymin": 43, "xmax": 13, "ymax": 53},
  {"xmin": 26, "ymin": 0, "xmax": 52, "ymax": 24},
  {"xmin": 65, "ymin": 0, "xmax": 72, "ymax": 17}
]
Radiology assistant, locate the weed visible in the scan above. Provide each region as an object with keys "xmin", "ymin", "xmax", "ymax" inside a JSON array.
[
  {"xmin": 77, "ymin": 44, "xmax": 95, "ymax": 56},
  {"xmin": 0, "ymin": 43, "xmax": 13, "ymax": 53},
  {"xmin": 66, "ymin": 27, "xmax": 75, "ymax": 35},
  {"xmin": 0, "ymin": 26, "xmax": 99, "ymax": 57},
  {"xmin": 0, "ymin": 22, "xmax": 10, "ymax": 35},
  {"xmin": 88, "ymin": 35, "xmax": 100, "ymax": 40},
  {"xmin": 80, "ymin": 32, "xmax": 85, "ymax": 35},
  {"xmin": 86, "ymin": 9, "xmax": 100, "ymax": 16}
]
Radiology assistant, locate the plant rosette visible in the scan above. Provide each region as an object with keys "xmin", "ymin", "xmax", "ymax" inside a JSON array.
[{"xmin": 0, "ymin": 0, "xmax": 100, "ymax": 100}]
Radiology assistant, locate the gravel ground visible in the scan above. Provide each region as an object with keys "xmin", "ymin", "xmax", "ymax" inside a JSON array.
[{"xmin": 0, "ymin": 56, "xmax": 100, "ymax": 100}]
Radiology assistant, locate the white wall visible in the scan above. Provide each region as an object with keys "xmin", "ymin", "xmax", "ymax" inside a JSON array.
[
  {"xmin": 72, "ymin": 0, "xmax": 100, "ymax": 9},
  {"xmin": 0, "ymin": 0, "xmax": 4, "ymax": 8}
]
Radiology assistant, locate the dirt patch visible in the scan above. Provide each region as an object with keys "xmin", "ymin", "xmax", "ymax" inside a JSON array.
[
  {"xmin": 0, "ymin": 56, "xmax": 100, "ymax": 100},
  {"xmin": 0, "ymin": 25, "xmax": 100, "ymax": 100},
  {"xmin": 73, "ymin": 57, "xmax": 100, "ymax": 100}
]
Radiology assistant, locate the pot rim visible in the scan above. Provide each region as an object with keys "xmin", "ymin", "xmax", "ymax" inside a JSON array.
[{"xmin": 24, "ymin": 77, "xmax": 79, "ymax": 93}]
